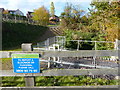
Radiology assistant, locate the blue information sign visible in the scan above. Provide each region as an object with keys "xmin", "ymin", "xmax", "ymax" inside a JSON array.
[{"xmin": 12, "ymin": 54, "xmax": 40, "ymax": 73}]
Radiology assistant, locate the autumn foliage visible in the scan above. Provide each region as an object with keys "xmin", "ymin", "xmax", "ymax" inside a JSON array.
[{"xmin": 32, "ymin": 6, "xmax": 49, "ymax": 26}]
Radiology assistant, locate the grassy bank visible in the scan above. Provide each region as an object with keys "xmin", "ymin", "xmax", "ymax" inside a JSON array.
[{"xmin": 2, "ymin": 21, "xmax": 48, "ymax": 50}]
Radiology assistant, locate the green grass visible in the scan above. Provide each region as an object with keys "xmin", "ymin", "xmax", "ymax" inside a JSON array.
[
  {"xmin": 1, "ymin": 76, "xmax": 119, "ymax": 87},
  {"xmin": 0, "ymin": 58, "xmax": 11, "ymax": 61},
  {"xmin": 48, "ymin": 25, "xmax": 59, "ymax": 27},
  {"xmin": 3, "ymin": 49, "xmax": 22, "ymax": 51},
  {"xmin": 2, "ymin": 77, "xmax": 25, "ymax": 87}
]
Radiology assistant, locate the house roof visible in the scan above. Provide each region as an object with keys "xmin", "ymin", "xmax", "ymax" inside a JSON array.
[
  {"xmin": 0, "ymin": 8, "xmax": 5, "ymax": 12},
  {"xmin": 54, "ymin": 15, "xmax": 59, "ymax": 18},
  {"xmin": 8, "ymin": 9, "xmax": 24, "ymax": 16},
  {"xmin": 27, "ymin": 11, "xmax": 33, "ymax": 14},
  {"xmin": 8, "ymin": 9, "xmax": 20, "ymax": 12},
  {"xmin": 49, "ymin": 15, "xmax": 59, "ymax": 19},
  {"xmin": 8, "ymin": 10, "xmax": 16, "ymax": 12}
]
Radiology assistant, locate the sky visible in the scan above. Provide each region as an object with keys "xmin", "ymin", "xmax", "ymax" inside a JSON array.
[{"xmin": 0, "ymin": 0, "xmax": 92, "ymax": 16}]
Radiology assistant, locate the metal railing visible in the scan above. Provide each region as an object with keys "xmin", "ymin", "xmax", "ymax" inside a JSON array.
[
  {"xmin": 33, "ymin": 36, "xmax": 66, "ymax": 50},
  {"xmin": 33, "ymin": 36, "xmax": 116, "ymax": 51},
  {"xmin": 65, "ymin": 40, "xmax": 115, "ymax": 50}
]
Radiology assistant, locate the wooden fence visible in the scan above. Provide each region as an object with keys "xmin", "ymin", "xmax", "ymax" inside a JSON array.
[
  {"xmin": 1, "ymin": 86, "xmax": 119, "ymax": 90},
  {"xmin": 0, "ymin": 42, "xmax": 120, "ymax": 88}
]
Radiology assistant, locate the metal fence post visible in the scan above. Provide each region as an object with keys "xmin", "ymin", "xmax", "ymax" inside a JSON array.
[
  {"xmin": 114, "ymin": 39, "xmax": 120, "ymax": 50},
  {"xmin": 95, "ymin": 41, "xmax": 97, "ymax": 50},
  {"xmin": 47, "ymin": 38, "xmax": 49, "ymax": 47},
  {"xmin": 21, "ymin": 43, "xmax": 35, "ymax": 87},
  {"xmin": 114, "ymin": 39, "xmax": 120, "ymax": 79},
  {"xmin": 45, "ymin": 40, "xmax": 47, "ymax": 50},
  {"xmin": 77, "ymin": 40, "xmax": 80, "ymax": 51},
  {"xmin": 15, "ymin": 16, "xmax": 16, "ymax": 23},
  {"xmin": 64, "ymin": 36, "xmax": 66, "ymax": 49},
  {"xmin": 54, "ymin": 36, "xmax": 56, "ymax": 44},
  {"xmin": 93, "ymin": 56, "xmax": 96, "ymax": 69},
  {"xmin": 48, "ymin": 57, "xmax": 51, "ymax": 68}
]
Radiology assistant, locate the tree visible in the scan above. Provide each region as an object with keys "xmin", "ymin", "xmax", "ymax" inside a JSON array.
[
  {"xmin": 32, "ymin": 6, "xmax": 49, "ymax": 26},
  {"xmin": 87, "ymin": 0, "xmax": 120, "ymax": 50},
  {"xmin": 88, "ymin": 0, "xmax": 119, "ymax": 41},
  {"xmin": 60, "ymin": 3, "xmax": 85, "ymax": 30},
  {"xmin": 50, "ymin": 2, "xmax": 55, "ymax": 16},
  {"xmin": 3, "ymin": 9, "xmax": 8, "ymax": 14}
]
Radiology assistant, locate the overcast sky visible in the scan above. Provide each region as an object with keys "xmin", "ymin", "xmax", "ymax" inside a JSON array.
[{"xmin": 0, "ymin": 0, "xmax": 92, "ymax": 16}]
